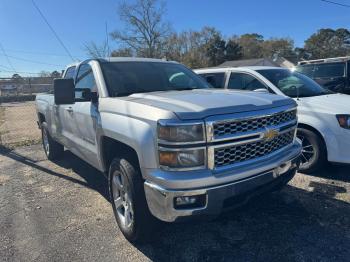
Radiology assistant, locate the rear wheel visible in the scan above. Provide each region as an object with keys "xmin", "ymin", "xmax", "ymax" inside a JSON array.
[
  {"xmin": 297, "ymin": 128, "xmax": 326, "ymax": 173},
  {"xmin": 109, "ymin": 157, "xmax": 158, "ymax": 243},
  {"xmin": 41, "ymin": 122, "xmax": 64, "ymax": 160}
]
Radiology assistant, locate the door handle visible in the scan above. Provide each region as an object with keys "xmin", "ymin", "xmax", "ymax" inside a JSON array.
[{"xmin": 65, "ymin": 107, "xmax": 74, "ymax": 113}]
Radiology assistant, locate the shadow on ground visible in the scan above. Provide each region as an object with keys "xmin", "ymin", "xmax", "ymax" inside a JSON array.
[{"xmin": 1, "ymin": 145, "xmax": 349, "ymax": 261}]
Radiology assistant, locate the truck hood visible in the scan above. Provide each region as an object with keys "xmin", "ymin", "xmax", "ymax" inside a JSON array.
[
  {"xmin": 297, "ymin": 93, "xmax": 350, "ymax": 114},
  {"xmin": 127, "ymin": 89, "xmax": 295, "ymax": 120}
]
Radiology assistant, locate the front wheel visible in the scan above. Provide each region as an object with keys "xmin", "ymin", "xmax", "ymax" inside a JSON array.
[
  {"xmin": 109, "ymin": 157, "xmax": 158, "ymax": 243},
  {"xmin": 297, "ymin": 128, "xmax": 327, "ymax": 174}
]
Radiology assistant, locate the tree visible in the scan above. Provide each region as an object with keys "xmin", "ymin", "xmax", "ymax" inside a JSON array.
[
  {"xmin": 261, "ymin": 38, "xmax": 295, "ymax": 59},
  {"xmin": 225, "ymin": 38, "xmax": 242, "ymax": 61},
  {"xmin": 11, "ymin": 73, "xmax": 22, "ymax": 80},
  {"xmin": 39, "ymin": 71, "xmax": 51, "ymax": 77},
  {"xmin": 51, "ymin": 71, "xmax": 61, "ymax": 78},
  {"xmin": 111, "ymin": 0, "xmax": 171, "ymax": 58},
  {"xmin": 111, "ymin": 47, "xmax": 133, "ymax": 57},
  {"xmin": 304, "ymin": 28, "xmax": 350, "ymax": 59},
  {"xmin": 237, "ymin": 33, "xmax": 264, "ymax": 59},
  {"xmin": 84, "ymin": 41, "xmax": 109, "ymax": 58},
  {"xmin": 205, "ymin": 32, "xmax": 226, "ymax": 66}
]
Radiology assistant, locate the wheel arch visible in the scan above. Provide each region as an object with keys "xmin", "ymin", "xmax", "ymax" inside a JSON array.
[{"xmin": 100, "ymin": 136, "xmax": 141, "ymax": 173}]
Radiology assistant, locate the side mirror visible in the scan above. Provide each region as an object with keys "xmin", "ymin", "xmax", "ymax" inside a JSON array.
[
  {"xmin": 54, "ymin": 78, "xmax": 75, "ymax": 105},
  {"xmin": 254, "ymin": 88, "xmax": 269, "ymax": 93}
]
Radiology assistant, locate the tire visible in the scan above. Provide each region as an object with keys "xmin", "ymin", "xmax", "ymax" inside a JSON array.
[
  {"xmin": 109, "ymin": 157, "xmax": 158, "ymax": 243},
  {"xmin": 297, "ymin": 128, "xmax": 327, "ymax": 174},
  {"xmin": 41, "ymin": 122, "xmax": 64, "ymax": 160}
]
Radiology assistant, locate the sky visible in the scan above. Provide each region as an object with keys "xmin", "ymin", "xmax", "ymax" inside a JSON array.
[{"xmin": 0, "ymin": 0, "xmax": 349, "ymax": 77}]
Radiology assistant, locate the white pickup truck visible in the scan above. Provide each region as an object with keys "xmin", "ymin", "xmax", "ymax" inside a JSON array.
[{"xmin": 36, "ymin": 58, "xmax": 301, "ymax": 242}]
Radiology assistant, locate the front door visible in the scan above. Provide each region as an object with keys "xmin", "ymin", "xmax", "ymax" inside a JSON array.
[{"xmin": 70, "ymin": 63, "xmax": 100, "ymax": 168}]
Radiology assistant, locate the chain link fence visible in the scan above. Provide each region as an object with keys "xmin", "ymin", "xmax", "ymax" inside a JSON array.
[{"xmin": 0, "ymin": 77, "xmax": 52, "ymax": 147}]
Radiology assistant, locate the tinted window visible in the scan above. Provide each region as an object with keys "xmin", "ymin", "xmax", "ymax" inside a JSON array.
[
  {"xmin": 64, "ymin": 66, "xmax": 76, "ymax": 79},
  {"xmin": 75, "ymin": 64, "xmax": 97, "ymax": 100},
  {"xmin": 313, "ymin": 62, "xmax": 345, "ymax": 78},
  {"xmin": 295, "ymin": 64, "xmax": 314, "ymax": 77},
  {"xmin": 228, "ymin": 73, "xmax": 267, "ymax": 91},
  {"xmin": 100, "ymin": 62, "xmax": 209, "ymax": 97},
  {"xmin": 199, "ymin": 73, "xmax": 225, "ymax": 88},
  {"xmin": 257, "ymin": 69, "xmax": 332, "ymax": 98}
]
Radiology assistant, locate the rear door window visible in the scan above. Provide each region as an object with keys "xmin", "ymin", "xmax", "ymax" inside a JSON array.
[
  {"xmin": 228, "ymin": 72, "xmax": 267, "ymax": 91},
  {"xmin": 199, "ymin": 73, "xmax": 225, "ymax": 88}
]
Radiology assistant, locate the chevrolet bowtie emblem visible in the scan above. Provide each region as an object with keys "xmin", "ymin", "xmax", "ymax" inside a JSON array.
[{"xmin": 263, "ymin": 129, "xmax": 279, "ymax": 142}]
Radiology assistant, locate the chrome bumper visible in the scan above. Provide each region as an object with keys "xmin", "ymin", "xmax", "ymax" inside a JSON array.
[{"xmin": 144, "ymin": 151, "xmax": 301, "ymax": 222}]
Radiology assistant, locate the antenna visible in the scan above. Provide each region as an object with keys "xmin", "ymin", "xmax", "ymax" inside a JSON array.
[{"xmin": 105, "ymin": 22, "xmax": 110, "ymax": 61}]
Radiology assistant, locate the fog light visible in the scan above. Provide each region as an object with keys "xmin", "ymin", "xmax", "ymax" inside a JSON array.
[{"xmin": 174, "ymin": 195, "xmax": 206, "ymax": 209}]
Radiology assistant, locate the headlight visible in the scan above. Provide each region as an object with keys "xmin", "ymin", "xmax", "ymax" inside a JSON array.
[
  {"xmin": 159, "ymin": 148, "xmax": 205, "ymax": 169},
  {"xmin": 158, "ymin": 120, "xmax": 205, "ymax": 144},
  {"xmin": 336, "ymin": 115, "xmax": 350, "ymax": 129}
]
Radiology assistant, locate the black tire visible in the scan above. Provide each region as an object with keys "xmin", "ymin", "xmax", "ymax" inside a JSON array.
[
  {"xmin": 41, "ymin": 122, "xmax": 64, "ymax": 160},
  {"xmin": 108, "ymin": 157, "xmax": 158, "ymax": 243},
  {"xmin": 297, "ymin": 128, "xmax": 327, "ymax": 174}
]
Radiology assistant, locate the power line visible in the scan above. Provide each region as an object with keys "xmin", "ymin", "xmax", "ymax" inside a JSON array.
[
  {"xmin": 320, "ymin": 0, "xmax": 350, "ymax": 7},
  {"xmin": 0, "ymin": 53, "xmax": 64, "ymax": 67},
  {"xmin": 2, "ymin": 48, "xmax": 83, "ymax": 57},
  {"xmin": 0, "ymin": 69, "xmax": 45, "ymax": 75},
  {"xmin": 0, "ymin": 43, "xmax": 17, "ymax": 73},
  {"xmin": 31, "ymin": 0, "xmax": 75, "ymax": 61}
]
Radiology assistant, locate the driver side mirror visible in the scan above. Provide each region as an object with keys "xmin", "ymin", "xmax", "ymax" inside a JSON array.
[{"xmin": 54, "ymin": 78, "xmax": 75, "ymax": 105}]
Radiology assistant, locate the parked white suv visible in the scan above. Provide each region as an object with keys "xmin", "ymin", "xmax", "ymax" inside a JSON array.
[{"xmin": 195, "ymin": 66, "xmax": 350, "ymax": 173}]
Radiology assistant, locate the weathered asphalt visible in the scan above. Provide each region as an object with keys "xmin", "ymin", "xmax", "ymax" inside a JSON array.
[{"xmin": 0, "ymin": 144, "xmax": 349, "ymax": 262}]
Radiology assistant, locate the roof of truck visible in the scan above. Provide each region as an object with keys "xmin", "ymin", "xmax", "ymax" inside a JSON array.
[{"xmin": 195, "ymin": 66, "xmax": 288, "ymax": 73}]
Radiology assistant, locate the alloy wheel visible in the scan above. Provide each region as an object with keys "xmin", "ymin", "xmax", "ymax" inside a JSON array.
[
  {"xmin": 112, "ymin": 170, "xmax": 134, "ymax": 228},
  {"xmin": 298, "ymin": 134, "xmax": 316, "ymax": 168}
]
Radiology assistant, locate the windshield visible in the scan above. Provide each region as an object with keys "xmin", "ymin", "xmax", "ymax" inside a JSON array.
[
  {"xmin": 257, "ymin": 69, "xmax": 332, "ymax": 98},
  {"xmin": 100, "ymin": 61, "xmax": 210, "ymax": 97},
  {"xmin": 296, "ymin": 62, "xmax": 346, "ymax": 78}
]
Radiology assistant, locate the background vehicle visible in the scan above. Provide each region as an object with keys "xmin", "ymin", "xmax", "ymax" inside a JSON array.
[
  {"xmin": 296, "ymin": 56, "xmax": 350, "ymax": 94},
  {"xmin": 36, "ymin": 58, "xmax": 301, "ymax": 242},
  {"xmin": 196, "ymin": 66, "xmax": 350, "ymax": 173}
]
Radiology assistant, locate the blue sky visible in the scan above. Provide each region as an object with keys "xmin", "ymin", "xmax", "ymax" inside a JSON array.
[{"xmin": 0, "ymin": 0, "xmax": 349, "ymax": 77}]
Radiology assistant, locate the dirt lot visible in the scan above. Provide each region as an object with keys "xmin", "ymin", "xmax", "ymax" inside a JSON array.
[
  {"xmin": 0, "ymin": 144, "xmax": 349, "ymax": 262},
  {"xmin": 0, "ymin": 102, "xmax": 41, "ymax": 147}
]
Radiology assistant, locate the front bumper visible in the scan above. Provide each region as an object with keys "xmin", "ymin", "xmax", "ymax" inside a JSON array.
[{"xmin": 144, "ymin": 153, "xmax": 301, "ymax": 222}]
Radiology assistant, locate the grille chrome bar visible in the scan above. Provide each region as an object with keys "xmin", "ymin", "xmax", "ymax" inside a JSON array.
[
  {"xmin": 206, "ymin": 108, "xmax": 297, "ymax": 143},
  {"xmin": 213, "ymin": 130, "xmax": 295, "ymax": 169},
  {"xmin": 206, "ymin": 107, "xmax": 298, "ymax": 170}
]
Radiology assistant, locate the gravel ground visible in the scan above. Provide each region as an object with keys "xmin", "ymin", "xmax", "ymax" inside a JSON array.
[
  {"xmin": 0, "ymin": 144, "xmax": 349, "ymax": 262},
  {"xmin": 0, "ymin": 102, "xmax": 41, "ymax": 147}
]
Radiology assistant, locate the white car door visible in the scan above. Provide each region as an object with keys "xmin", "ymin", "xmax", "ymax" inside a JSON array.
[{"xmin": 69, "ymin": 63, "xmax": 100, "ymax": 168}]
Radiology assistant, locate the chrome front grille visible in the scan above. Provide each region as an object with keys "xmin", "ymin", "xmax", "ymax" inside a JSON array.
[
  {"xmin": 214, "ymin": 130, "xmax": 295, "ymax": 168},
  {"xmin": 213, "ymin": 110, "xmax": 296, "ymax": 138}
]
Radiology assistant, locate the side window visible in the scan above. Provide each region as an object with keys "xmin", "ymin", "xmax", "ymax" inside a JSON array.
[
  {"xmin": 64, "ymin": 66, "xmax": 76, "ymax": 79},
  {"xmin": 200, "ymin": 73, "xmax": 225, "ymax": 88},
  {"xmin": 75, "ymin": 64, "xmax": 97, "ymax": 100},
  {"xmin": 347, "ymin": 61, "xmax": 350, "ymax": 77},
  {"xmin": 228, "ymin": 73, "xmax": 267, "ymax": 91}
]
